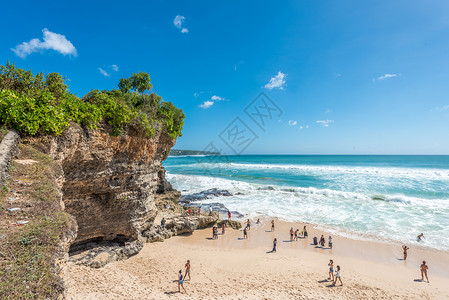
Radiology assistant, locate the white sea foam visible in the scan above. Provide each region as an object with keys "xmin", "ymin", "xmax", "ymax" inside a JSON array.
[{"xmin": 166, "ymin": 173, "xmax": 449, "ymax": 251}]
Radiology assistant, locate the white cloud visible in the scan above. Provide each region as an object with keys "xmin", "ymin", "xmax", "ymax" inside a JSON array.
[
  {"xmin": 316, "ymin": 120, "xmax": 334, "ymax": 127},
  {"xmin": 288, "ymin": 120, "xmax": 297, "ymax": 126},
  {"xmin": 264, "ymin": 71, "xmax": 287, "ymax": 90},
  {"xmin": 111, "ymin": 64, "xmax": 119, "ymax": 72},
  {"xmin": 211, "ymin": 95, "xmax": 224, "ymax": 101},
  {"xmin": 377, "ymin": 73, "xmax": 400, "ymax": 80},
  {"xmin": 305, "ymin": 125, "xmax": 309, "ymax": 129},
  {"xmin": 299, "ymin": 126, "xmax": 303, "ymax": 129},
  {"xmin": 199, "ymin": 100, "xmax": 214, "ymax": 109},
  {"xmin": 11, "ymin": 28, "xmax": 77, "ymax": 58},
  {"xmin": 98, "ymin": 68, "xmax": 110, "ymax": 77},
  {"xmin": 324, "ymin": 109, "xmax": 331, "ymax": 114},
  {"xmin": 174, "ymin": 15, "xmax": 188, "ymax": 33}
]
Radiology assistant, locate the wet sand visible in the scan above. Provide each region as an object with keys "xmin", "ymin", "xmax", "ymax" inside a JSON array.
[{"xmin": 63, "ymin": 219, "xmax": 449, "ymax": 299}]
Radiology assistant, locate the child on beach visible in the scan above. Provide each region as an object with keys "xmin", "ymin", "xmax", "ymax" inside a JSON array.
[
  {"xmin": 420, "ymin": 261, "xmax": 429, "ymax": 283},
  {"xmin": 328, "ymin": 236, "xmax": 333, "ymax": 249},
  {"xmin": 333, "ymin": 265, "xmax": 343, "ymax": 286},
  {"xmin": 402, "ymin": 245, "xmax": 409, "ymax": 260},
  {"xmin": 243, "ymin": 227, "xmax": 248, "ymax": 239},
  {"xmin": 272, "ymin": 238, "xmax": 277, "ymax": 252},
  {"xmin": 290, "ymin": 227, "xmax": 294, "ymax": 241},
  {"xmin": 271, "ymin": 220, "xmax": 275, "ymax": 232},
  {"xmin": 178, "ymin": 270, "xmax": 186, "ymax": 293},
  {"xmin": 184, "ymin": 260, "xmax": 191, "ymax": 280},
  {"xmin": 328, "ymin": 260, "xmax": 334, "ymax": 281}
]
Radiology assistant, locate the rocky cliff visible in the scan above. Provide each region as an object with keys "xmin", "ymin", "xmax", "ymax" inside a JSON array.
[{"xmin": 35, "ymin": 122, "xmax": 176, "ymax": 249}]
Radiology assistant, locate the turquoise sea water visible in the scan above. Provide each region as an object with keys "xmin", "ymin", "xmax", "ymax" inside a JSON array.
[{"xmin": 163, "ymin": 155, "xmax": 449, "ymax": 250}]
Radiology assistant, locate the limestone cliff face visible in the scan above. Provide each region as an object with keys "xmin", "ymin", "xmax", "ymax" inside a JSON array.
[{"xmin": 42, "ymin": 123, "xmax": 176, "ymax": 246}]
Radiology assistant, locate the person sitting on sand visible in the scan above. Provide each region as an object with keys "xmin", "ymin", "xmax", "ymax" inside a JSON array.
[
  {"xmin": 222, "ymin": 222, "xmax": 226, "ymax": 235},
  {"xmin": 178, "ymin": 270, "xmax": 186, "ymax": 293},
  {"xmin": 161, "ymin": 217, "xmax": 166, "ymax": 230},
  {"xmin": 420, "ymin": 261, "xmax": 429, "ymax": 283},
  {"xmin": 328, "ymin": 259, "xmax": 334, "ymax": 281},
  {"xmin": 294, "ymin": 229, "xmax": 299, "ymax": 241},
  {"xmin": 333, "ymin": 265, "xmax": 343, "ymax": 286},
  {"xmin": 417, "ymin": 233, "xmax": 425, "ymax": 242},
  {"xmin": 328, "ymin": 236, "xmax": 333, "ymax": 249},
  {"xmin": 402, "ymin": 245, "xmax": 409, "ymax": 260},
  {"xmin": 185, "ymin": 260, "xmax": 191, "ymax": 281},
  {"xmin": 290, "ymin": 227, "xmax": 294, "ymax": 241},
  {"xmin": 272, "ymin": 238, "xmax": 277, "ymax": 252},
  {"xmin": 243, "ymin": 227, "xmax": 248, "ymax": 239},
  {"xmin": 271, "ymin": 220, "xmax": 275, "ymax": 232},
  {"xmin": 246, "ymin": 219, "xmax": 251, "ymax": 230},
  {"xmin": 319, "ymin": 235, "xmax": 325, "ymax": 247},
  {"xmin": 302, "ymin": 225, "xmax": 308, "ymax": 238}
]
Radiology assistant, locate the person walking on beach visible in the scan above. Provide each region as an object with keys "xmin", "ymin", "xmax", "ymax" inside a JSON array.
[
  {"xmin": 302, "ymin": 225, "xmax": 308, "ymax": 238},
  {"xmin": 319, "ymin": 235, "xmax": 326, "ymax": 247},
  {"xmin": 420, "ymin": 261, "xmax": 429, "ymax": 283},
  {"xmin": 290, "ymin": 227, "xmax": 294, "ymax": 241},
  {"xmin": 271, "ymin": 220, "xmax": 275, "ymax": 232},
  {"xmin": 272, "ymin": 238, "xmax": 277, "ymax": 252},
  {"xmin": 161, "ymin": 217, "xmax": 166, "ymax": 230},
  {"xmin": 243, "ymin": 227, "xmax": 248, "ymax": 239},
  {"xmin": 402, "ymin": 245, "xmax": 409, "ymax": 260},
  {"xmin": 178, "ymin": 270, "xmax": 186, "ymax": 293},
  {"xmin": 227, "ymin": 210, "xmax": 231, "ymax": 220},
  {"xmin": 333, "ymin": 265, "xmax": 343, "ymax": 286},
  {"xmin": 328, "ymin": 236, "xmax": 333, "ymax": 249},
  {"xmin": 294, "ymin": 229, "xmax": 299, "ymax": 241},
  {"xmin": 328, "ymin": 259, "xmax": 334, "ymax": 281},
  {"xmin": 417, "ymin": 233, "xmax": 425, "ymax": 242},
  {"xmin": 184, "ymin": 260, "xmax": 191, "ymax": 281},
  {"xmin": 246, "ymin": 219, "xmax": 251, "ymax": 230},
  {"xmin": 222, "ymin": 222, "xmax": 226, "ymax": 235}
]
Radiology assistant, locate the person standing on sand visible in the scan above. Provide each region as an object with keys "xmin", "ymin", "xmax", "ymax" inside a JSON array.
[
  {"xmin": 294, "ymin": 229, "xmax": 299, "ymax": 241},
  {"xmin": 243, "ymin": 227, "xmax": 248, "ymax": 239},
  {"xmin": 420, "ymin": 261, "xmax": 429, "ymax": 283},
  {"xmin": 271, "ymin": 220, "xmax": 275, "ymax": 232},
  {"xmin": 290, "ymin": 227, "xmax": 294, "ymax": 241},
  {"xmin": 227, "ymin": 210, "xmax": 231, "ymax": 220},
  {"xmin": 222, "ymin": 222, "xmax": 226, "ymax": 235},
  {"xmin": 402, "ymin": 245, "xmax": 409, "ymax": 260},
  {"xmin": 333, "ymin": 265, "xmax": 343, "ymax": 286},
  {"xmin": 302, "ymin": 225, "xmax": 308, "ymax": 238},
  {"xmin": 185, "ymin": 260, "xmax": 191, "ymax": 281},
  {"xmin": 188, "ymin": 208, "xmax": 191, "ymax": 215},
  {"xmin": 328, "ymin": 236, "xmax": 333, "ymax": 249},
  {"xmin": 246, "ymin": 219, "xmax": 251, "ymax": 230},
  {"xmin": 272, "ymin": 238, "xmax": 277, "ymax": 252},
  {"xmin": 178, "ymin": 270, "xmax": 186, "ymax": 293},
  {"xmin": 328, "ymin": 259, "xmax": 334, "ymax": 281},
  {"xmin": 319, "ymin": 235, "xmax": 325, "ymax": 247},
  {"xmin": 257, "ymin": 218, "xmax": 260, "ymax": 224}
]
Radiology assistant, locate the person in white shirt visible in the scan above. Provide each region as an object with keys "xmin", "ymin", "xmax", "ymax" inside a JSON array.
[{"xmin": 333, "ymin": 265, "xmax": 343, "ymax": 286}]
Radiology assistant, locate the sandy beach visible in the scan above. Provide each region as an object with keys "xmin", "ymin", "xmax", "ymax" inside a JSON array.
[{"xmin": 63, "ymin": 218, "xmax": 449, "ymax": 299}]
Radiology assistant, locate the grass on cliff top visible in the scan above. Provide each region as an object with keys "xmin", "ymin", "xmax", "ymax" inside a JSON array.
[{"xmin": 0, "ymin": 144, "xmax": 72, "ymax": 299}]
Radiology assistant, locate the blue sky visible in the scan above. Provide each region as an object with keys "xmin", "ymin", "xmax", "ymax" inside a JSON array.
[{"xmin": 2, "ymin": 0, "xmax": 449, "ymax": 154}]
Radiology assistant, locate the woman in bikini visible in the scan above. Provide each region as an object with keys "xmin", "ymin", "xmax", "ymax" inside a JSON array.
[
  {"xmin": 328, "ymin": 259, "xmax": 334, "ymax": 281},
  {"xmin": 178, "ymin": 270, "xmax": 186, "ymax": 293},
  {"xmin": 290, "ymin": 227, "xmax": 294, "ymax": 241},
  {"xmin": 420, "ymin": 261, "xmax": 429, "ymax": 283},
  {"xmin": 271, "ymin": 220, "xmax": 275, "ymax": 232},
  {"xmin": 185, "ymin": 260, "xmax": 191, "ymax": 281},
  {"xmin": 402, "ymin": 245, "xmax": 409, "ymax": 261}
]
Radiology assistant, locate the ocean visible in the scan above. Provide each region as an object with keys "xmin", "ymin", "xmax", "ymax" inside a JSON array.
[{"xmin": 163, "ymin": 155, "xmax": 449, "ymax": 251}]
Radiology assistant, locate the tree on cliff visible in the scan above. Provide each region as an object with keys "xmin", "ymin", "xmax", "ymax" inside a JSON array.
[{"xmin": 118, "ymin": 72, "xmax": 152, "ymax": 96}]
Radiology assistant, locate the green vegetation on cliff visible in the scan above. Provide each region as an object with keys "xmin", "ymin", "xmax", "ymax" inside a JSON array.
[{"xmin": 0, "ymin": 61, "xmax": 184, "ymax": 139}]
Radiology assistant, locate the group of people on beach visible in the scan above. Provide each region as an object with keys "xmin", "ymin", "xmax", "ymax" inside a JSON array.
[{"xmin": 327, "ymin": 260, "xmax": 343, "ymax": 286}]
